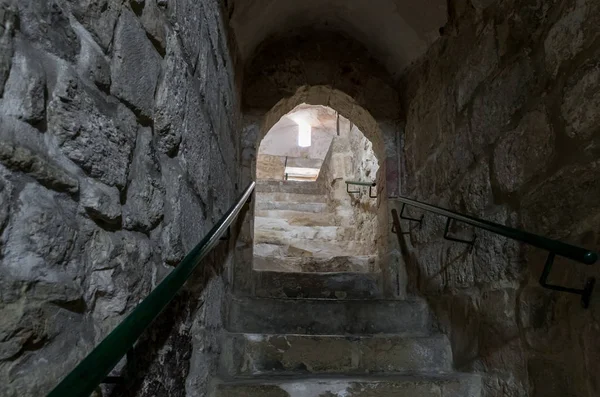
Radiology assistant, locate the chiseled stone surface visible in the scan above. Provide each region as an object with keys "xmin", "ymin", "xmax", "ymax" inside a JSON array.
[
  {"xmin": 0, "ymin": 0, "xmax": 239, "ymax": 396},
  {"xmin": 228, "ymin": 296, "xmax": 432, "ymax": 336},
  {"xmin": 215, "ymin": 374, "xmax": 481, "ymax": 397},
  {"xmin": 399, "ymin": 0, "xmax": 600, "ymax": 396},
  {"xmin": 222, "ymin": 333, "xmax": 452, "ymax": 376}
]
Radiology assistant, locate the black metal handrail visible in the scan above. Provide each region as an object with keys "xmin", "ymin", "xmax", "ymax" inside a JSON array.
[
  {"xmin": 47, "ymin": 181, "xmax": 256, "ymax": 397},
  {"xmin": 346, "ymin": 180, "xmax": 377, "ymax": 197},
  {"xmin": 391, "ymin": 196, "xmax": 598, "ymax": 308}
]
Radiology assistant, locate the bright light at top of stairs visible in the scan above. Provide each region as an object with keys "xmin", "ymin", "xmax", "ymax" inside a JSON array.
[{"xmin": 297, "ymin": 121, "xmax": 311, "ymax": 147}]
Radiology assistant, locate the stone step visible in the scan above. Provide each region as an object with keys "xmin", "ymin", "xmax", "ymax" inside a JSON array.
[
  {"xmin": 253, "ymin": 239, "xmax": 373, "ymax": 258},
  {"xmin": 252, "ymin": 251, "xmax": 377, "ymax": 273},
  {"xmin": 256, "ymin": 180, "xmax": 325, "ymax": 195},
  {"xmin": 255, "ymin": 216, "xmax": 337, "ymax": 231},
  {"xmin": 255, "ymin": 201, "xmax": 328, "ymax": 212},
  {"xmin": 227, "ymin": 297, "xmax": 432, "ymax": 335},
  {"xmin": 255, "ymin": 210, "xmax": 336, "ymax": 226},
  {"xmin": 221, "ymin": 333, "xmax": 453, "ymax": 377},
  {"xmin": 254, "ymin": 225, "xmax": 354, "ymax": 242},
  {"xmin": 213, "ymin": 374, "xmax": 481, "ymax": 397},
  {"xmin": 256, "ymin": 192, "xmax": 327, "ymax": 204},
  {"xmin": 253, "ymin": 271, "xmax": 382, "ymax": 299}
]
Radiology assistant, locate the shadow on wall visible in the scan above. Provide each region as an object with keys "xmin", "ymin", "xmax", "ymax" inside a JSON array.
[{"xmin": 398, "ymin": 0, "xmax": 600, "ymax": 395}]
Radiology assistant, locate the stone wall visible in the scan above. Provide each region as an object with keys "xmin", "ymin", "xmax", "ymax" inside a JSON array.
[
  {"xmin": 0, "ymin": 0, "xmax": 240, "ymax": 396},
  {"xmin": 398, "ymin": 0, "xmax": 600, "ymax": 396}
]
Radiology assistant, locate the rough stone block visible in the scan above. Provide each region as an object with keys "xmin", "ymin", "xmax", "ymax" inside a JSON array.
[
  {"xmin": 1, "ymin": 39, "xmax": 46, "ymax": 123},
  {"xmin": 155, "ymin": 32, "xmax": 189, "ymax": 155},
  {"xmin": 47, "ymin": 69, "xmax": 138, "ymax": 189},
  {"xmin": 455, "ymin": 23, "xmax": 498, "ymax": 110},
  {"xmin": 80, "ymin": 178, "xmax": 121, "ymax": 224},
  {"xmin": 65, "ymin": 0, "xmax": 122, "ymax": 51},
  {"xmin": 561, "ymin": 53, "xmax": 600, "ymax": 139},
  {"xmin": 74, "ymin": 21, "xmax": 111, "ymax": 90},
  {"xmin": 169, "ymin": 0, "xmax": 205, "ymax": 63},
  {"xmin": 493, "ymin": 109, "xmax": 554, "ymax": 192},
  {"xmin": 16, "ymin": 1, "xmax": 79, "ymax": 62},
  {"xmin": 470, "ymin": 57, "xmax": 534, "ymax": 151},
  {"xmin": 0, "ymin": 4, "xmax": 16, "ymax": 97},
  {"xmin": 2, "ymin": 183, "xmax": 79, "ymax": 286},
  {"xmin": 0, "ymin": 115, "xmax": 79, "ymax": 194},
  {"xmin": 111, "ymin": 8, "xmax": 161, "ymax": 120},
  {"xmin": 123, "ymin": 127, "xmax": 165, "ymax": 232}
]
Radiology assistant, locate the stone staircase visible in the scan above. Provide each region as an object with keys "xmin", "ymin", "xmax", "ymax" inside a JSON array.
[
  {"xmin": 253, "ymin": 181, "xmax": 377, "ymax": 273},
  {"xmin": 212, "ymin": 271, "xmax": 482, "ymax": 397}
]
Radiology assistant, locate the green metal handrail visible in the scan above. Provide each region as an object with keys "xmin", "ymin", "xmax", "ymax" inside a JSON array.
[
  {"xmin": 391, "ymin": 195, "xmax": 598, "ymax": 308},
  {"xmin": 47, "ymin": 181, "xmax": 256, "ymax": 397}
]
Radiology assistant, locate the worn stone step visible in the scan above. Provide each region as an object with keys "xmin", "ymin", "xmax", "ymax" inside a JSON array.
[
  {"xmin": 221, "ymin": 333, "xmax": 452, "ymax": 377},
  {"xmin": 255, "ymin": 201, "xmax": 328, "ymax": 212},
  {"xmin": 227, "ymin": 297, "xmax": 432, "ymax": 335},
  {"xmin": 252, "ymin": 253, "xmax": 377, "ymax": 273},
  {"xmin": 253, "ymin": 271, "xmax": 382, "ymax": 299},
  {"xmin": 256, "ymin": 192, "xmax": 328, "ymax": 204},
  {"xmin": 213, "ymin": 374, "xmax": 481, "ymax": 397},
  {"xmin": 254, "ymin": 225, "xmax": 354, "ymax": 242},
  {"xmin": 253, "ymin": 239, "xmax": 373, "ymax": 258},
  {"xmin": 256, "ymin": 180, "xmax": 325, "ymax": 195},
  {"xmin": 255, "ymin": 210, "xmax": 336, "ymax": 226}
]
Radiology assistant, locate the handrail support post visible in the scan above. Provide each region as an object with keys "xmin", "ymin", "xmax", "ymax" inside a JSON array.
[
  {"xmin": 539, "ymin": 252, "xmax": 596, "ymax": 308},
  {"xmin": 399, "ymin": 203, "xmax": 423, "ymax": 225},
  {"xmin": 443, "ymin": 218, "xmax": 476, "ymax": 246}
]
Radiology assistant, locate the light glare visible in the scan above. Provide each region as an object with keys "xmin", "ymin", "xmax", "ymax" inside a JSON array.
[{"xmin": 298, "ymin": 122, "xmax": 311, "ymax": 147}]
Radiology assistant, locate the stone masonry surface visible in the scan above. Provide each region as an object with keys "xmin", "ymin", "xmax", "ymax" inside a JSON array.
[{"xmin": 0, "ymin": 0, "xmax": 240, "ymax": 396}]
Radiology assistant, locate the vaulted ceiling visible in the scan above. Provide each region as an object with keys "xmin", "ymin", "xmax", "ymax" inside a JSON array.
[{"xmin": 228, "ymin": 0, "xmax": 448, "ymax": 79}]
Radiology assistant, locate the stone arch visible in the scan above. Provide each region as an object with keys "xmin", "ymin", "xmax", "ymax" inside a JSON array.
[{"xmin": 258, "ymin": 85, "xmax": 386, "ymax": 167}]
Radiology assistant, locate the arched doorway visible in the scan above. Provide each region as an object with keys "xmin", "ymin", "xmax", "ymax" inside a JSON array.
[{"xmin": 254, "ymin": 103, "xmax": 380, "ymax": 274}]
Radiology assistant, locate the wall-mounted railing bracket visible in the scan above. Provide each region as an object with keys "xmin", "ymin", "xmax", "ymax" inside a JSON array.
[
  {"xmin": 443, "ymin": 218, "xmax": 476, "ymax": 246},
  {"xmin": 399, "ymin": 203, "xmax": 423, "ymax": 225},
  {"xmin": 369, "ymin": 185, "xmax": 377, "ymax": 198},
  {"xmin": 539, "ymin": 252, "xmax": 596, "ymax": 309},
  {"xmin": 220, "ymin": 227, "xmax": 231, "ymax": 241},
  {"xmin": 345, "ymin": 181, "xmax": 377, "ymax": 197}
]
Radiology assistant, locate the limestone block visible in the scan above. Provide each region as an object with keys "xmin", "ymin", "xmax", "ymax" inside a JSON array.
[
  {"xmin": 0, "ymin": 165, "xmax": 13, "ymax": 232},
  {"xmin": 160, "ymin": 157, "xmax": 205, "ymax": 265},
  {"xmin": 168, "ymin": 0, "xmax": 205, "ymax": 63},
  {"xmin": 0, "ymin": 39, "xmax": 45, "ymax": 123},
  {"xmin": 65, "ymin": 0, "xmax": 122, "ymax": 51},
  {"xmin": 84, "ymin": 230, "xmax": 153, "ymax": 314},
  {"xmin": 123, "ymin": 128, "xmax": 164, "ymax": 232},
  {"xmin": 561, "ymin": 55, "xmax": 600, "ymax": 139},
  {"xmin": 74, "ymin": 22, "xmax": 111, "ymax": 90},
  {"xmin": 521, "ymin": 161, "xmax": 600, "ymax": 235},
  {"xmin": 15, "ymin": 1, "xmax": 79, "ymax": 62},
  {"xmin": 493, "ymin": 109, "xmax": 554, "ymax": 192},
  {"xmin": 470, "ymin": 57, "xmax": 534, "ymax": 151},
  {"xmin": 0, "ymin": 5, "xmax": 16, "ymax": 97},
  {"xmin": 544, "ymin": 0, "xmax": 588, "ymax": 76},
  {"xmin": 155, "ymin": 32, "xmax": 189, "ymax": 155},
  {"xmin": 180, "ymin": 82, "xmax": 211, "ymax": 203},
  {"xmin": 111, "ymin": 8, "xmax": 161, "ymax": 119},
  {"xmin": 138, "ymin": 0, "xmax": 168, "ymax": 54},
  {"xmin": 518, "ymin": 286, "xmax": 570, "ymax": 354},
  {"xmin": 47, "ymin": 69, "xmax": 138, "ymax": 189},
  {"xmin": 2, "ymin": 184, "xmax": 79, "ymax": 288},
  {"xmin": 455, "ymin": 24, "xmax": 498, "ymax": 110},
  {"xmin": 0, "ymin": 115, "xmax": 80, "ymax": 194},
  {"xmin": 80, "ymin": 178, "xmax": 121, "ymax": 224}
]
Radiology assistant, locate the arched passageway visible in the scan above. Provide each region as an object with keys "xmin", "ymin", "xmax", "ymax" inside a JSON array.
[{"xmin": 253, "ymin": 103, "xmax": 380, "ymax": 273}]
